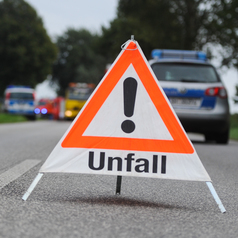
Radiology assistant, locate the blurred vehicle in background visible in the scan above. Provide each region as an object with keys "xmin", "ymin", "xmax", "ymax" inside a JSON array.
[
  {"xmin": 51, "ymin": 97, "xmax": 65, "ymax": 120},
  {"xmin": 3, "ymin": 85, "xmax": 36, "ymax": 120},
  {"xmin": 35, "ymin": 97, "xmax": 65, "ymax": 120},
  {"xmin": 34, "ymin": 98, "xmax": 54, "ymax": 118},
  {"xmin": 64, "ymin": 83, "xmax": 95, "ymax": 120},
  {"xmin": 150, "ymin": 50, "xmax": 230, "ymax": 144}
]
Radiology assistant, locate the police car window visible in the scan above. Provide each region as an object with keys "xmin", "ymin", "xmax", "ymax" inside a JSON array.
[
  {"xmin": 10, "ymin": 93, "xmax": 34, "ymax": 99},
  {"xmin": 151, "ymin": 63, "xmax": 219, "ymax": 82}
]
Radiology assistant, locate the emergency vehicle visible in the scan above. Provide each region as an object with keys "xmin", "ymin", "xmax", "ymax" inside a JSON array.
[{"xmin": 4, "ymin": 85, "xmax": 36, "ymax": 120}]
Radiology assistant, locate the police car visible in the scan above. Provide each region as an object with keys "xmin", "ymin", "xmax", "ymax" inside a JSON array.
[
  {"xmin": 4, "ymin": 85, "xmax": 36, "ymax": 120},
  {"xmin": 150, "ymin": 50, "xmax": 230, "ymax": 144}
]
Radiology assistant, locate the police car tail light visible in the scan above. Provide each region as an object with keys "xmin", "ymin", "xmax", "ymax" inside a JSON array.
[
  {"xmin": 205, "ymin": 87, "xmax": 227, "ymax": 98},
  {"xmin": 218, "ymin": 87, "xmax": 228, "ymax": 98},
  {"xmin": 6, "ymin": 92, "xmax": 10, "ymax": 99}
]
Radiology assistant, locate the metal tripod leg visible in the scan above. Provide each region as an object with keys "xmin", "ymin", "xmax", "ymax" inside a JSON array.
[
  {"xmin": 206, "ymin": 182, "xmax": 226, "ymax": 213},
  {"xmin": 22, "ymin": 173, "xmax": 43, "ymax": 201},
  {"xmin": 116, "ymin": 176, "xmax": 122, "ymax": 195}
]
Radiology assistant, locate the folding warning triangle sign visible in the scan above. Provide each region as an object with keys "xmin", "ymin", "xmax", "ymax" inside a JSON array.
[{"xmin": 39, "ymin": 40, "xmax": 211, "ymax": 182}]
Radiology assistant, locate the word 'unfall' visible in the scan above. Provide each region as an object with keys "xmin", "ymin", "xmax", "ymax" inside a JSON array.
[{"xmin": 88, "ymin": 152, "xmax": 167, "ymax": 174}]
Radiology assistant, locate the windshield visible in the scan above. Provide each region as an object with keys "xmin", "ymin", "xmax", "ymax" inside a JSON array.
[
  {"xmin": 9, "ymin": 92, "xmax": 34, "ymax": 100},
  {"xmin": 38, "ymin": 101, "xmax": 46, "ymax": 105},
  {"xmin": 68, "ymin": 87, "xmax": 94, "ymax": 100},
  {"xmin": 151, "ymin": 63, "xmax": 219, "ymax": 82}
]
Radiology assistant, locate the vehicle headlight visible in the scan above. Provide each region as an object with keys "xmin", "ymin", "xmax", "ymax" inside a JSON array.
[
  {"xmin": 34, "ymin": 108, "xmax": 40, "ymax": 114},
  {"xmin": 65, "ymin": 110, "xmax": 73, "ymax": 117},
  {"xmin": 41, "ymin": 108, "xmax": 47, "ymax": 114}
]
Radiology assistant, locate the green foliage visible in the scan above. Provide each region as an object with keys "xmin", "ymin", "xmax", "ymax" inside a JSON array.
[
  {"xmin": 52, "ymin": 29, "xmax": 106, "ymax": 96},
  {"xmin": 206, "ymin": 0, "xmax": 238, "ymax": 68},
  {"xmin": 0, "ymin": 0, "xmax": 57, "ymax": 95},
  {"xmin": 98, "ymin": 0, "xmax": 212, "ymax": 60}
]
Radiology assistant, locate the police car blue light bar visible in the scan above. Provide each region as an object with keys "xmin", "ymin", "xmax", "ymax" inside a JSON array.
[
  {"xmin": 7, "ymin": 85, "xmax": 31, "ymax": 89},
  {"xmin": 151, "ymin": 49, "xmax": 207, "ymax": 62}
]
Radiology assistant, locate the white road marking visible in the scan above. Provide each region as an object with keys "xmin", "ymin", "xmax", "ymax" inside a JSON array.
[{"xmin": 0, "ymin": 160, "xmax": 41, "ymax": 189}]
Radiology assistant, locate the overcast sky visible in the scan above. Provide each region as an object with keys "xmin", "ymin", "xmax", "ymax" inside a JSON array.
[
  {"xmin": 27, "ymin": 0, "xmax": 118, "ymax": 100},
  {"xmin": 27, "ymin": 0, "xmax": 118, "ymax": 39}
]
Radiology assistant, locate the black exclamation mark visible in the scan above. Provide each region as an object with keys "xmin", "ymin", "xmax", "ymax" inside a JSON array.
[{"xmin": 121, "ymin": 77, "xmax": 138, "ymax": 133}]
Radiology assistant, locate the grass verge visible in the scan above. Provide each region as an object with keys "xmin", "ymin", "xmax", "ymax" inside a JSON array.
[
  {"xmin": 230, "ymin": 114, "xmax": 238, "ymax": 140},
  {"xmin": 0, "ymin": 113, "xmax": 27, "ymax": 123}
]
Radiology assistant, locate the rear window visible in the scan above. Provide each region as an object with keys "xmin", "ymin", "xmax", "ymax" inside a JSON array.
[
  {"xmin": 9, "ymin": 92, "xmax": 34, "ymax": 100},
  {"xmin": 151, "ymin": 63, "xmax": 219, "ymax": 83}
]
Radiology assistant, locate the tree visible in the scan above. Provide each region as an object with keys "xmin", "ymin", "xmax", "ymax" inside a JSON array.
[
  {"xmin": 168, "ymin": 0, "xmax": 212, "ymax": 50},
  {"xmin": 52, "ymin": 29, "xmax": 106, "ymax": 96},
  {"xmin": 98, "ymin": 0, "xmax": 212, "ymax": 60},
  {"xmin": 0, "ymin": 0, "xmax": 57, "ymax": 95},
  {"xmin": 204, "ymin": 0, "xmax": 238, "ymax": 68}
]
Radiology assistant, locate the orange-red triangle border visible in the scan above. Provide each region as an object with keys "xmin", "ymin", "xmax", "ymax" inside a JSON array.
[{"xmin": 61, "ymin": 42, "xmax": 194, "ymax": 154}]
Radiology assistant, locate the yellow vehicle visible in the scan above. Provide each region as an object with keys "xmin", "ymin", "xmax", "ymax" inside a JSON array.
[{"xmin": 64, "ymin": 83, "xmax": 95, "ymax": 119}]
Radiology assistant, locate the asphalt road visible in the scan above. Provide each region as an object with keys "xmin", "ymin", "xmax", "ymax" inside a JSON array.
[{"xmin": 0, "ymin": 121, "xmax": 237, "ymax": 238}]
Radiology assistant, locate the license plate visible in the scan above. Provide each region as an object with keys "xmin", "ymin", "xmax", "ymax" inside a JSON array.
[{"xmin": 169, "ymin": 97, "xmax": 201, "ymax": 108}]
